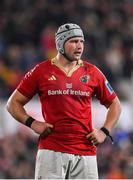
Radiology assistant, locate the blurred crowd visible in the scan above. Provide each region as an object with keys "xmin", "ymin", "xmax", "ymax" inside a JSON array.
[
  {"xmin": 98, "ymin": 128, "xmax": 133, "ymax": 179},
  {"xmin": 0, "ymin": 0, "xmax": 133, "ymax": 99},
  {"xmin": 0, "ymin": 130, "xmax": 37, "ymax": 178},
  {"xmin": 0, "ymin": 128, "xmax": 133, "ymax": 179},
  {"xmin": 0, "ymin": 0, "xmax": 133, "ymax": 178}
]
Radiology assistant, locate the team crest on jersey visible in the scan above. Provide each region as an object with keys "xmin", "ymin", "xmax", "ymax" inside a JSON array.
[{"xmin": 80, "ymin": 75, "xmax": 90, "ymax": 83}]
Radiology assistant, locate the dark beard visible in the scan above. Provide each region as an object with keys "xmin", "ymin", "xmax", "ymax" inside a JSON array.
[{"xmin": 62, "ymin": 52, "xmax": 79, "ymax": 62}]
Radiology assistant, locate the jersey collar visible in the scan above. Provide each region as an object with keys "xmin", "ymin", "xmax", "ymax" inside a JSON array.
[
  {"xmin": 51, "ymin": 58, "xmax": 84, "ymax": 77},
  {"xmin": 51, "ymin": 58, "xmax": 84, "ymax": 66}
]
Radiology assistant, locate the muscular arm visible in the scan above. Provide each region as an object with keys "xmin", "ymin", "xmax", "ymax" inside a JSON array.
[
  {"xmin": 102, "ymin": 96, "xmax": 121, "ymax": 132},
  {"xmin": 87, "ymin": 97, "xmax": 122, "ymax": 145},
  {"xmin": 6, "ymin": 90, "xmax": 53, "ymax": 135},
  {"xmin": 6, "ymin": 90, "xmax": 30, "ymax": 123}
]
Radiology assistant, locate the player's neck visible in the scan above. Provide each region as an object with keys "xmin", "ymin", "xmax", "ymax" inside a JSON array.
[
  {"xmin": 56, "ymin": 54, "xmax": 78, "ymax": 69},
  {"xmin": 52, "ymin": 54, "xmax": 83, "ymax": 76}
]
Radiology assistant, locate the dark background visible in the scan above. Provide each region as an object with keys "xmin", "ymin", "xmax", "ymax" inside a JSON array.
[{"xmin": 0, "ymin": 0, "xmax": 133, "ymax": 178}]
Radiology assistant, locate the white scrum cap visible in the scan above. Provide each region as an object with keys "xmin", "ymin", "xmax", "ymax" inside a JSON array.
[{"xmin": 55, "ymin": 23, "xmax": 84, "ymax": 54}]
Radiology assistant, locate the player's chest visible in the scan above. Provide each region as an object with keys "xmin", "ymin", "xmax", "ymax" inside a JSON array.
[{"xmin": 38, "ymin": 68, "xmax": 97, "ymax": 97}]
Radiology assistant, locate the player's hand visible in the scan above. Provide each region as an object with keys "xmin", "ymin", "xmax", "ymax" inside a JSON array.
[
  {"xmin": 86, "ymin": 129, "xmax": 107, "ymax": 146},
  {"xmin": 31, "ymin": 120, "xmax": 54, "ymax": 136}
]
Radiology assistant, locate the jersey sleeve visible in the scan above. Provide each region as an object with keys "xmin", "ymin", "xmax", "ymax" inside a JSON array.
[
  {"xmin": 94, "ymin": 67, "xmax": 117, "ymax": 108},
  {"xmin": 17, "ymin": 65, "xmax": 40, "ymax": 99}
]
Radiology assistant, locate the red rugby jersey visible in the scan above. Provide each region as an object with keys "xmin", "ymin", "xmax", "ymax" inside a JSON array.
[{"xmin": 17, "ymin": 59, "xmax": 116, "ymax": 155}]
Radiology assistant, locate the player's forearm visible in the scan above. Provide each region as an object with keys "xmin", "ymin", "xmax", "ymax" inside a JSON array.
[
  {"xmin": 103, "ymin": 97, "xmax": 121, "ymax": 132},
  {"xmin": 6, "ymin": 99, "xmax": 29, "ymax": 124}
]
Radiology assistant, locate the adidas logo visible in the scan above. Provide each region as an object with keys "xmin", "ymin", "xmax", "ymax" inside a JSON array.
[{"xmin": 48, "ymin": 75, "xmax": 56, "ymax": 80}]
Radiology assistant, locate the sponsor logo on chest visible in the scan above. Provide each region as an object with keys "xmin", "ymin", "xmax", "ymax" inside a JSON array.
[{"xmin": 47, "ymin": 74, "xmax": 90, "ymax": 97}]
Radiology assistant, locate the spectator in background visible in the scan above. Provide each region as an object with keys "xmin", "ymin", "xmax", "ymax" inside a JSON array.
[
  {"xmin": 0, "ymin": 47, "xmax": 22, "ymax": 98},
  {"xmin": 40, "ymin": 25, "xmax": 57, "ymax": 59}
]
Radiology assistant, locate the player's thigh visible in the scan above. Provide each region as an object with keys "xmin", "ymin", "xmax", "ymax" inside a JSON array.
[
  {"xmin": 83, "ymin": 155, "xmax": 98, "ymax": 179},
  {"xmin": 35, "ymin": 149, "xmax": 64, "ymax": 179},
  {"xmin": 70, "ymin": 155, "xmax": 98, "ymax": 179}
]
